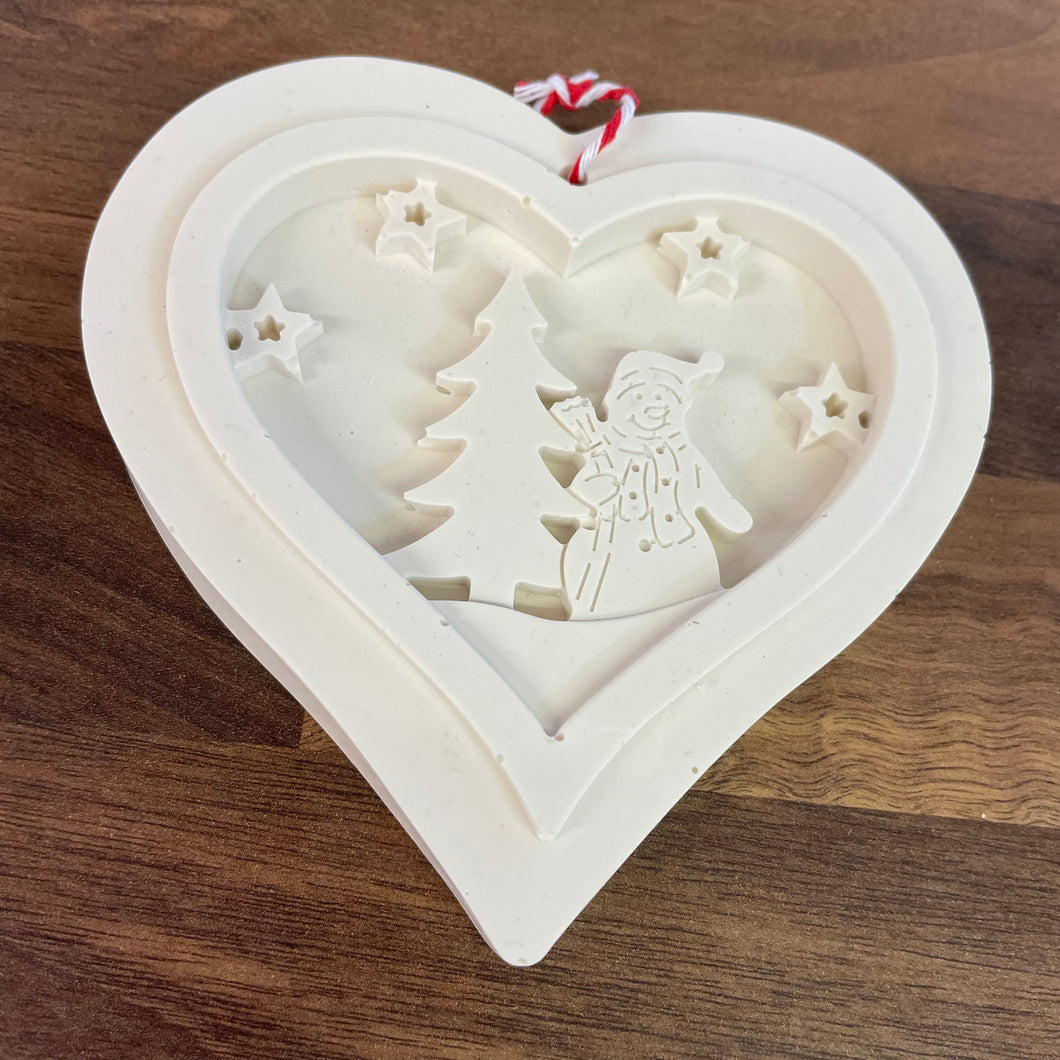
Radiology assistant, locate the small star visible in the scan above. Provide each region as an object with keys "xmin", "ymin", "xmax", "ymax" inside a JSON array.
[
  {"xmin": 224, "ymin": 284, "xmax": 322, "ymax": 383},
  {"xmin": 254, "ymin": 315, "xmax": 284, "ymax": 342},
  {"xmin": 658, "ymin": 217, "xmax": 748, "ymax": 300},
  {"xmin": 376, "ymin": 180, "xmax": 467, "ymax": 272},
  {"xmin": 779, "ymin": 363, "xmax": 876, "ymax": 454}
]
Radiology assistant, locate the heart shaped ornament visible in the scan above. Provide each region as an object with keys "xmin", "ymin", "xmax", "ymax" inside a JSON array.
[{"xmin": 83, "ymin": 58, "xmax": 990, "ymax": 964}]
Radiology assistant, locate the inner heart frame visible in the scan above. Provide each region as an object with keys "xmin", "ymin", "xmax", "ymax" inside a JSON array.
[{"xmin": 83, "ymin": 58, "xmax": 990, "ymax": 965}]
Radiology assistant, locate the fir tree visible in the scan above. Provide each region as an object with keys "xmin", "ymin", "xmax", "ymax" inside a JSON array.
[{"xmin": 388, "ymin": 274, "xmax": 586, "ymax": 607}]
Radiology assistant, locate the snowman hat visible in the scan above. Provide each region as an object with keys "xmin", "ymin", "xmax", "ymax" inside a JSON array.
[{"xmin": 605, "ymin": 350, "xmax": 724, "ymax": 413}]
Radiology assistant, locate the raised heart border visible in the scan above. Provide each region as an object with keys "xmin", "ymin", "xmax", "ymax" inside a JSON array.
[
  {"xmin": 83, "ymin": 58, "xmax": 989, "ymax": 964},
  {"xmin": 166, "ymin": 118, "xmax": 935, "ymax": 837}
]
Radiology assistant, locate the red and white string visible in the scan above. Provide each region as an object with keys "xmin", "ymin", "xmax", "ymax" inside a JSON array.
[{"xmin": 513, "ymin": 71, "xmax": 639, "ymax": 184}]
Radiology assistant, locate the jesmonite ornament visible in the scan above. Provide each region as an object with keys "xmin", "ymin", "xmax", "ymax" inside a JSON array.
[{"xmin": 81, "ymin": 59, "xmax": 990, "ymax": 965}]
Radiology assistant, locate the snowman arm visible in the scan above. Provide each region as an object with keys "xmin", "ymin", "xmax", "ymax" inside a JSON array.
[
  {"xmin": 569, "ymin": 468, "xmax": 621, "ymax": 509},
  {"xmin": 550, "ymin": 396, "xmax": 601, "ymax": 451},
  {"xmin": 689, "ymin": 461, "xmax": 753, "ymax": 536}
]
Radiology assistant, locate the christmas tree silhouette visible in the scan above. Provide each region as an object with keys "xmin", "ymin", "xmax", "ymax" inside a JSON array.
[{"xmin": 387, "ymin": 273, "xmax": 586, "ymax": 609}]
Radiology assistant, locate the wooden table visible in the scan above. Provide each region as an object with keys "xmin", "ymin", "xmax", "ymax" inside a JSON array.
[{"xmin": 2, "ymin": 2, "xmax": 1058, "ymax": 1056}]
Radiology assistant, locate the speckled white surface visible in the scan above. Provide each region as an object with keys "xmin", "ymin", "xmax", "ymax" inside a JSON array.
[{"xmin": 83, "ymin": 59, "xmax": 989, "ymax": 964}]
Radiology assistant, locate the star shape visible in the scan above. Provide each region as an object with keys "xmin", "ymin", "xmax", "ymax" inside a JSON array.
[
  {"xmin": 779, "ymin": 363, "xmax": 876, "ymax": 454},
  {"xmin": 376, "ymin": 180, "xmax": 467, "ymax": 272},
  {"xmin": 224, "ymin": 284, "xmax": 322, "ymax": 383},
  {"xmin": 658, "ymin": 217, "xmax": 749, "ymax": 300}
]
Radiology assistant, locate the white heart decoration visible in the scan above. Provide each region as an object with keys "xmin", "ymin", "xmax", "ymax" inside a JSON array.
[{"xmin": 82, "ymin": 58, "xmax": 990, "ymax": 965}]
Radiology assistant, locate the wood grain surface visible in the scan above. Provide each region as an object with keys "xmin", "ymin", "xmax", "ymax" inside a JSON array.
[{"xmin": 2, "ymin": 1, "xmax": 1058, "ymax": 1057}]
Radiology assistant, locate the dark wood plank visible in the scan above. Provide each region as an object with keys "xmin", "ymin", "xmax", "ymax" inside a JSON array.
[
  {"xmin": 911, "ymin": 186, "xmax": 1060, "ymax": 483},
  {"xmin": 0, "ymin": 339, "xmax": 305, "ymax": 747},
  {"xmin": 2, "ymin": 720, "xmax": 1059, "ymax": 1059},
  {"xmin": 1, "ymin": 0, "xmax": 1056, "ymax": 208},
  {"xmin": 697, "ymin": 473, "xmax": 1060, "ymax": 825},
  {"xmin": 0, "ymin": 943, "xmax": 208, "ymax": 1060}
]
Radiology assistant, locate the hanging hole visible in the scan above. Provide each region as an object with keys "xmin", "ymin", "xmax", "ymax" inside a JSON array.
[
  {"xmin": 859, "ymin": 410, "xmax": 872, "ymax": 429},
  {"xmin": 226, "ymin": 328, "xmax": 243, "ymax": 351}
]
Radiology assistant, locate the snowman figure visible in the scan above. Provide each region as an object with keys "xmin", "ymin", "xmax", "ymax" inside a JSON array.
[{"xmin": 551, "ymin": 350, "xmax": 752, "ymax": 619}]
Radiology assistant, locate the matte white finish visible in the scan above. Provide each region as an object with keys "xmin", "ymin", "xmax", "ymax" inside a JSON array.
[
  {"xmin": 780, "ymin": 363, "xmax": 876, "ymax": 453},
  {"xmin": 81, "ymin": 58, "xmax": 990, "ymax": 965},
  {"xmin": 224, "ymin": 282, "xmax": 322, "ymax": 382},
  {"xmin": 375, "ymin": 178, "xmax": 467, "ymax": 271},
  {"xmin": 388, "ymin": 271, "xmax": 585, "ymax": 610},
  {"xmin": 163, "ymin": 115, "xmax": 935, "ymax": 841},
  {"xmin": 658, "ymin": 217, "xmax": 748, "ymax": 299}
]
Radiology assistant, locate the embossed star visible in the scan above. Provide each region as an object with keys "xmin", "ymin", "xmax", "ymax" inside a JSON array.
[
  {"xmin": 376, "ymin": 180, "xmax": 467, "ymax": 272},
  {"xmin": 658, "ymin": 217, "xmax": 749, "ymax": 300},
  {"xmin": 779, "ymin": 363, "xmax": 876, "ymax": 453},
  {"xmin": 224, "ymin": 284, "xmax": 323, "ymax": 383}
]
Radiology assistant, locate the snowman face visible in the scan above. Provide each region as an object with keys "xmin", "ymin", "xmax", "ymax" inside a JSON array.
[{"xmin": 608, "ymin": 371, "xmax": 687, "ymax": 434}]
